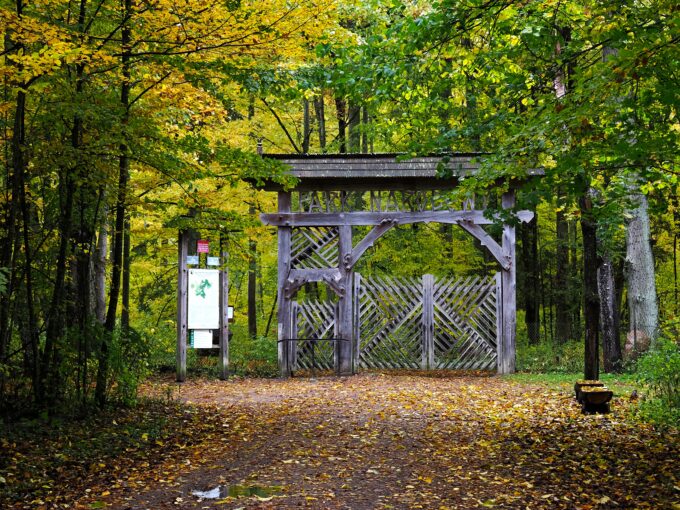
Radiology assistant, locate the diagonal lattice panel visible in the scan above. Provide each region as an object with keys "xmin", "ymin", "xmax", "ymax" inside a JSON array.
[
  {"xmin": 433, "ymin": 275, "xmax": 497, "ymax": 370},
  {"xmin": 291, "ymin": 227, "xmax": 339, "ymax": 269},
  {"xmin": 357, "ymin": 276, "xmax": 423, "ymax": 369},
  {"xmin": 294, "ymin": 299, "xmax": 336, "ymax": 371}
]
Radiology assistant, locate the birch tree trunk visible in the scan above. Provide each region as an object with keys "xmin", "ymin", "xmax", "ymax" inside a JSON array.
[
  {"xmin": 555, "ymin": 206, "xmax": 572, "ymax": 343},
  {"xmin": 625, "ymin": 192, "xmax": 659, "ymax": 342}
]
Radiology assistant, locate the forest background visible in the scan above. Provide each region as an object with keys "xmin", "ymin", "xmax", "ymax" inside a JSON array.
[{"xmin": 0, "ymin": 0, "xmax": 678, "ymax": 422}]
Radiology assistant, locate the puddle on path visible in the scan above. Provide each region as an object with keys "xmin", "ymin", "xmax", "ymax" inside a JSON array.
[{"xmin": 191, "ymin": 484, "xmax": 282, "ymax": 500}]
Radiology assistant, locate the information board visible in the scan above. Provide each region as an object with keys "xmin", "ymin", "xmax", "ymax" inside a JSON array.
[{"xmin": 187, "ymin": 269, "xmax": 220, "ymax": 330}]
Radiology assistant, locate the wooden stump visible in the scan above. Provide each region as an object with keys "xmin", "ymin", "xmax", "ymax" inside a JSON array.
[
  {"xmin": 574, "ymin": 380, "xmax": 604, "ymax": 403},
  {"xmin": 580, "ymin": 386, "xmax": 613, "ymax": 414}
]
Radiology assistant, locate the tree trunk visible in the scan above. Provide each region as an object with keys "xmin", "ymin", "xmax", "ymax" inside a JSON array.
[
  {"xmin": 314, "ymin": 97, "xmax": 326, "ymax": 152},
  {"xmin": 521, "ymin": 215, "xmax": 540, "ymax": 343},
  {"xmin": 14, "ymin": 88, "xmax": 41, "ymax": 402},
  {"xmin": 598, "ymin": 255, "xmax": 622, "ymax": 372},
  {"xmin": 580, "ymin": 194, "xmax": 600, "ymax": 380},
  {"xmin": 302, "ymin": 99, "xmax": 310, "ymax": 154},
  {"xmin": 94, "ymin": 202, "xmax": 108, "ymax": 324},
  {"xmin": 555, "ymin": 206, "xmax": 572, "ymax": 343},
  {"xmin": 625, "ymin": 193, "xmax": 659, "ymax": 342},
  {"xmin": 569, "ymin": 220, "xmax": 582, "ymax": 339},
  {"xmin": 121, "ymin": 214, "xmax": 131, "ymax": 333},
  {"xmin": 248, "ymin": 205, "xmax": 257, "ymax": 338},
  {"xmin": 361, "ymin": 107, "xmax": 369, "ymax": 153},
  {"xmin": 335, "ymin": 97, "xmax": 346, "ymax": 154},
  {"xmin": 348, "ymin": 100, "xmax": 360, "ymax": 153},
  {"xmin": 97, "ymin": 0, "xmax": 131, "ymax": 406}
]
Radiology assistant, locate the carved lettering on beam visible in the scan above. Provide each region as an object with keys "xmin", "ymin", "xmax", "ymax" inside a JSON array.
[
  {"xmin": 462, "ymin": 195, "xmax": 475, "ymax": 211},
  {"xmin": 415, "ymin": 191, "xmax": 429, "ymax": 212},
  {"xmin": 327, "ymin": 191, "xmax": 340, "ymax": 212},
  {"xmin": 370, "ymin": 191, "xmax": 381, "ymax": 212},
  {"xmin": 338, "ymin": 191, "xmax": 348, "ymax": 211},
  {"xmin": 262, "ymin": 210, "xmax": 535, "ymax": 227},
  {"xmin": 402, "ymin": 191, "xmax": 428, "ymax": 212},
  {"xmin": 308, "ymin": 191, "xmax": 323, "ymax": 212},
  {"xmin": 386, "ymin": 191, "xmax": 400, "ymax": 212}
]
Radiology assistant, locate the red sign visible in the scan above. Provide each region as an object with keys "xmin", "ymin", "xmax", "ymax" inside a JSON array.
[{"xmin": 197, "ymin": 240, "xmax": 210, "ymax": 253}]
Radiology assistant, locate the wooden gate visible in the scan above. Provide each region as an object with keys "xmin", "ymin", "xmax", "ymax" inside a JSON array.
[
  {"xmin": 431, "ymin": 275, "xmax": 499, "ymax": 370},
  {"xmin": 356, "ymin": 274, "xmax": 498, "ymax": 370},
  {"xmin": 293, "ymin": 273, "xmax": 499, "ymax": 372},
  {"xmin": 356, "ymin": 275, "xmax": 424, "ymax": 369}
]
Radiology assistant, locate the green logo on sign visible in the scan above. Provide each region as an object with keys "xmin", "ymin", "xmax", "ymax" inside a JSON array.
[{"xmin": 192, "ymin": 278, "xmax": 212, "ymax": 298}]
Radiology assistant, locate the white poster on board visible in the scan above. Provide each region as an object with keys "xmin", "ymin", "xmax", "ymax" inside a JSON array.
[
  {"xmin": 187, "ymin": 269, "xmax": 220, "ymax": 330},
  {"xmin": 191, "ymin": 330, "xmax": 213, "ymax": 349}
]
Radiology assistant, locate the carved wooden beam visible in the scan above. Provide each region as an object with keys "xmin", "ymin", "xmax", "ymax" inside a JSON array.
[
  {"xmin": 261, "ymin": 210, "xmax": 534, "ymax": 227},
  {"xmin": 457, "ymin": 220, "xmax": 511, "ymax": 270},
  {"xmin": 344, "ymin": 219, "xmax": 398, "ymax": 270}
]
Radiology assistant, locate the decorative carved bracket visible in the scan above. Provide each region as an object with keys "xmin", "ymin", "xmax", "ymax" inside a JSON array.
[
  {"xmin": 458, "ymin": 220, "xmax": 510, "ymax": 270},
  {"xmin": 283, "ymin": 268, "xmax": 345, "ymax": 298},
  {"xmin": 345, "ymin": 218, "xmax": 398, "ymax": 271}
]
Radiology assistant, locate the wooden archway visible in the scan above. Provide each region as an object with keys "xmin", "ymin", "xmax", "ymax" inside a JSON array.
[{"xmin": 256, "ymin": 154, "xmax": 536, "ymax": 376}]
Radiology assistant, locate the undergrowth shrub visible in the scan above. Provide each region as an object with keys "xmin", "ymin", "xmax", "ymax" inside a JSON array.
[
  {"xmin": 230, "ymin": 335, "xmax": 278, "ymax": 377},
  {"xmin": 107, "ymin": 327, "xmax": 152, "ymax": 406},
  {"xmin": 636, "ymin": 337, "xmax": 680, "ymax": 427},
  {"xmin": 516, "ymin": 339, "xmax": 584, "ymax": 373}
]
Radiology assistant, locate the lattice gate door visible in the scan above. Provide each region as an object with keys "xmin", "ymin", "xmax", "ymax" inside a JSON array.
[
  {"xmin": 355, "ymin": 275, "xmax": 424, "ymax": 369},
  {"xmin": 293, "ymin": 273, "xmax": 499, "ymax": 372},
  {"xmin": 355, "ymin": 273, "xmax": 499, "ymax": 370},
  {"xmin": 431, "ymin": 275, "xmax": 499, "ymax": 370}
]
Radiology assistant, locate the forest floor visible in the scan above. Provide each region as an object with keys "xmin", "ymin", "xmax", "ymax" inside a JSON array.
[{"xmin": 1, "ymin": 372, "xmax": 679, "ymax": 509}]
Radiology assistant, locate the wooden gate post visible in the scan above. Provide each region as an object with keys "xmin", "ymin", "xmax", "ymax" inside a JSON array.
[
  {"xmin": 291, "ymin": 302, "xmax": 298, "ymax": 372},
  {"xmin": 353, "ymin": 273, "xmax": 362, "ymax": 369},
  {"xmin": 336, "ymin": 225, "xmax": 354, "ymax": 375},
  {"xmin": 422, "ymin": 274, "xmax": 434, "ymax": 369},
  {"xmin": 218, "ymin": 250, "xmax": 229, "ymax": 380},
  {"xmin": 277, "ymin": 192, "xmax": 293, "ymax": 377},
  {"xmin": 495, "ymin": 272, "xmax": 503, "ymax": 370},
  {"xmin": 176, "ymin": 230, "xmax": 189, "ymax": 382},
  {"xmin": 499, "ymin": 191, "xmax": 517, "ymax": 374}
]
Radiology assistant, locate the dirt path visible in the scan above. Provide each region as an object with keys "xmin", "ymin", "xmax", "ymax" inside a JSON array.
[{"xmin": 90, "ymin": 373, "xmax": 680, "ymax": 510}]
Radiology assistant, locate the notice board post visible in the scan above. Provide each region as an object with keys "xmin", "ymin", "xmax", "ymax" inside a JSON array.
[
  {"xmin": 177, "ymin": 232, "xmax": 230, "ymax": 381},
  {"xmin": 219, "ymin": 244, "xmax": 229, "ymax": 380},
  {"xmin": 176, "ymin": 230, "xmax": 189, "ymax": 382}
]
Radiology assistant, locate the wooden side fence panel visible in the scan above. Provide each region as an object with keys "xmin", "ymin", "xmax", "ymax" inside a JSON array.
[
  {"xmin": 294, "ymin": 299, "xmax": 336, "ymax": 371},
  {"xmin": 291, "ymin": 227, "xmax": 339, "ymax": 269}
]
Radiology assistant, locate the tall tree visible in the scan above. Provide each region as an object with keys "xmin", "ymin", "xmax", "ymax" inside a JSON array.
[
  {"xmin": 521, "ymin": 216, "xmax": 540, "ymax": 344},
  {"xmin": 626, "ymin": 193, "xmax": 659, "ymax": 342}
]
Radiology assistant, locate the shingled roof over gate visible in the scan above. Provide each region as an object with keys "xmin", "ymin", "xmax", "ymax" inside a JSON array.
[{"xmin": 256, "ymin": 153, "xmax": 484, "ymax": 191}]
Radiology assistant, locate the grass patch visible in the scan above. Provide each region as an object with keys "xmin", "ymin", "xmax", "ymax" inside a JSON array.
[{"xmin": 507, "ymin": 372, "xmax": 639, "ymax": 397}]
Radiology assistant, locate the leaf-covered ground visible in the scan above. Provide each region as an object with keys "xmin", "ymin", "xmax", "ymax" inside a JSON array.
[{"xmin": 2, "ymin": 372, "xmax": 679, "ymax": 509}]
